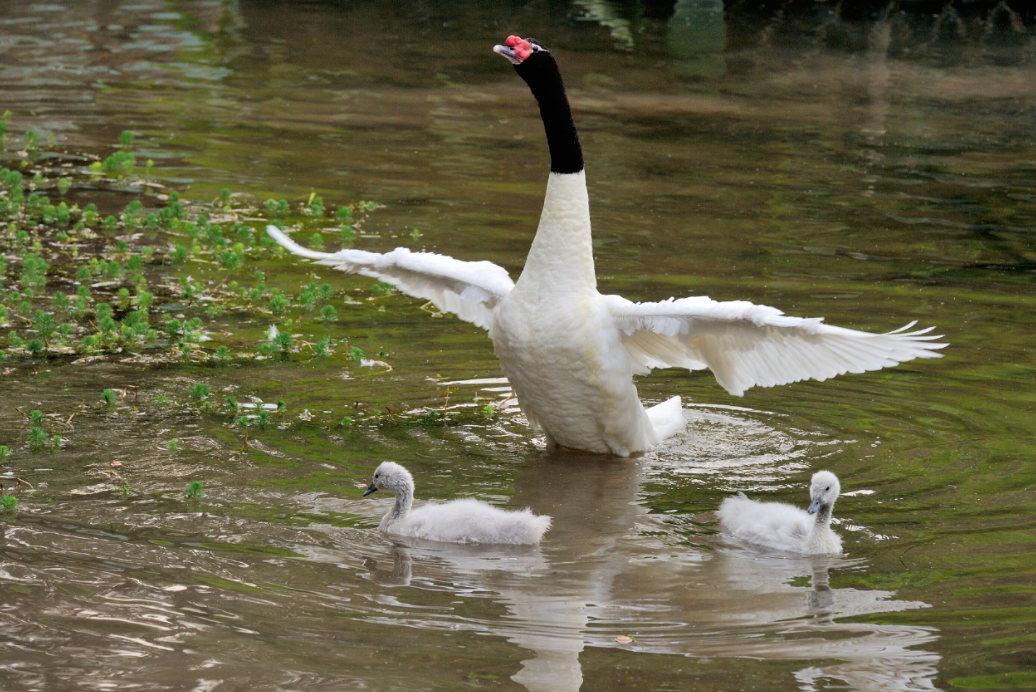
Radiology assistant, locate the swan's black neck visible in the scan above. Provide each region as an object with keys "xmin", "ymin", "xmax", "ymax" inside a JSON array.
[{"xmin": 514, "ymin": 50, "xmax": 584, "ymax": 175}]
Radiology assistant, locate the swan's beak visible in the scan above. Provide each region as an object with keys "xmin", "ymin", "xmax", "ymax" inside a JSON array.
[
  {"xmin": 493, "ymin": 44, "xmax": 523, "ymax": 65},
  {"xmin": 807, "ymin": 497, "xmax": 821, "ymax": 515},
  {"xmin": 362, "ymin": 483, "xmax": 378, "ymax": 497}
]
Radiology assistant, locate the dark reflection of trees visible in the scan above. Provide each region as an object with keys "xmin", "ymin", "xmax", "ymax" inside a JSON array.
[{"xmin": 726, "ymin": 0, "xmax": 1034, "ymax": 64}]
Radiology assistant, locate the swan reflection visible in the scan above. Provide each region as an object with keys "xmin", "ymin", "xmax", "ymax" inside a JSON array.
[{"xmin": 313, "ymin": 408, "xmax": 938, "ymax": 692}]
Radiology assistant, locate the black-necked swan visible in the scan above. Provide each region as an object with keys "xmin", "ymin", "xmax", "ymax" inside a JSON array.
[
  {"xmin": 362, "ymin": 461, "xmax": 552, "ymax": 545},
  {"xmin": 266, "ymin": 35, "xmax": 946, "ymax": 456},
  {"xmin": 718, "ymin": 470, "xmax": 843, "ymax": 555}
]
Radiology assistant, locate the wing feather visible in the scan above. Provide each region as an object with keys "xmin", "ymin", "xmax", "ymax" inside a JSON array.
[
  {"xmin": 605, "ymin": 294, "xmax": 947, "ymax": 396},
  {"xmin": 266, "ymin": 226, "xmax": 513, "ymax": 331}
]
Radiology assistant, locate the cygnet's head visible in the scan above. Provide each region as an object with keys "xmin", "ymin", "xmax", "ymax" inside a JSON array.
[
  {"xmin": 363, "ymin": 461, "xmax": 413, "ymax": 497},
  {"xmin": 807, "ymin": 471, "xmax": 841, "ymax": 515}
]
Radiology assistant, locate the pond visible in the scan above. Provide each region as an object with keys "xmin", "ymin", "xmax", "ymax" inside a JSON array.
[{"xmin": 0, "ymin": 1, "xmax": 1034, "ymax": 690}]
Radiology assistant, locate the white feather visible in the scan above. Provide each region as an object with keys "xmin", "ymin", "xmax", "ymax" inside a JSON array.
[
  {"xmin": 605, "ymin": 295, "xmax": 946, "ymax": 396},
  {"xmin": 265, "ymin": 225, "xmax": 514, "ymax": 332},
  {"xmin": 367, "ymin": 462, "xmax": 551, "ymax": 546},
  {"xmin": 718, "ymin": 471, "xmax": 843, "ymax": 555}
]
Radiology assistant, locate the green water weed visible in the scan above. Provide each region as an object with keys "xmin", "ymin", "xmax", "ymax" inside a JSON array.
[
  {"xmin": 184, "ymin": 480, "xmax": 204, "ymax": 499},
  {"xmin": 188, "ymin": 383, "xmax": 210, "ymax": 401},
  {"xmin": 28, "ymin": 426, "xmax": 47, "ymax": 448}
]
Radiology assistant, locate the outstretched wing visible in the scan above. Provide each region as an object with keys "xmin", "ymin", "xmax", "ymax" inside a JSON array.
[
  {"xmin": 605, "ymin": 294, "xmax": 947, "ymax": 396},
  {"xmin": 267, "ymin": 226, "xmax": 513, "ymax": 331}
]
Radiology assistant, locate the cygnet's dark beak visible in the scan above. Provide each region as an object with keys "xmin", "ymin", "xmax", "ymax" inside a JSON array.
[
  {"xmin": 362, "ymin": 483, "xmax": 378, "ymax": 497},
  {"xmin": 807, "ymin": 496, "xmax": 821, "ymax": 515}
]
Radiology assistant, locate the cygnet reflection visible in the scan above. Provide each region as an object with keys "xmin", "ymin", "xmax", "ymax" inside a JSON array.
[{"xmin": 308, "ymin": 406, "xmax": 940, "ymax": 692}]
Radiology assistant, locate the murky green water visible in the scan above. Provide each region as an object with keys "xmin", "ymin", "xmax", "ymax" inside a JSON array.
[{"xmin": 1, "ymin": 1, "xmax": 1034, "ymax": 690}]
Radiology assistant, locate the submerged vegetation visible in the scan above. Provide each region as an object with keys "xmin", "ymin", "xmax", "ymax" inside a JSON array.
[
  {"xmin": 0, "ymin": 126, "xmax": 394, "ymax": 369},
  {"xmin": 0, "ymin": 122, "xmax": 517, "ymax": 464}
]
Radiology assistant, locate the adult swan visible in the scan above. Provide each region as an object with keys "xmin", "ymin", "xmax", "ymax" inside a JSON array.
[{"xmin": 266, "ymin": 36, "xmax": 946, "ymax": 456}]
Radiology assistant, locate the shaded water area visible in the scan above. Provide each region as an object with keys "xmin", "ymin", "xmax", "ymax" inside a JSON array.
[{"xmin": 1, "ymin": 0, "xmax": 1035, "ymax": 689}]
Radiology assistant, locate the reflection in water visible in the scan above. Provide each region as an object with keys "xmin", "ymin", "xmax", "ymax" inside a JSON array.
[
  {"xmin": 331, "ymin": 409, "xmax": 938, "ymax": 692},
  {"xmin": 667, "ymin": 0, "xmax": 727, "ymax": 78},
  {"xmin": 0, "ymin": 0, "xmax": 1032, "ymax": 689}
]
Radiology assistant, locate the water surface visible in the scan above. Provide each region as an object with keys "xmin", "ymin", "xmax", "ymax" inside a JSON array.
[{"xmin": 1, "ymin": 1, "xmax": 1034, "ymax": 690}]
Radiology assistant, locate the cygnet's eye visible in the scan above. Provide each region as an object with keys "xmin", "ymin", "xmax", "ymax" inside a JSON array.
[
  {"xmin": 825, "ymin": 486, "xmax": 830, "ymax": 491},
  {"xmin": 375, "ymin": 473, "xmax": 379, "ymax": 479}
]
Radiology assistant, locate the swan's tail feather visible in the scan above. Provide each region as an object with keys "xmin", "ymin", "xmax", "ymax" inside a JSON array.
[
  {"xmin": 646, "ymin": 395, "xmax": 686, "ymax": 440},
  {"xmin": 266, "ymin": 225, "xmax": 335, "ymax": 260}
]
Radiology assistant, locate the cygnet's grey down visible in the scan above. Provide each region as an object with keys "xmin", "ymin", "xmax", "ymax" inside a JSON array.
[
  {"xmin": 718, "ymin": 471, "xmax": 843, "ymax": 555},
  {"xmin": 362, "ymin": 461, "xmax": 551, "ymax": 545}
]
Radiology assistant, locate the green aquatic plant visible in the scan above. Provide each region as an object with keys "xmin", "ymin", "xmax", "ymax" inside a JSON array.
[
  {"xmin": 167, "ymin": 440, "xmax": 178, "ymax": 452},
  {"xmin": 102, "ymin": 389, "xmax": 118, "ymax": 407},
  {"xmin": 28, "ymin": 410, "xmax": 43, "ymax": 425},
  {"xmin": 0, "ymin": 494, "xmax": 17, "ymax": 512},
  {"xmin": 410, "ymin": 228, "xmax": 421, "ymax": 240},
  {"xmin": 371, "ymin": 281, "xmax": 394, "ymax": 296},
  {"xmin": 308, "ymin": 194, "xmax": 323, "ymax": 217},
  {"xmin": 220, "ymin": 249, "xmax": 241, "ymax": 271},
  {"xmin": 270, "ymin": 292, "xmax": 289, "ymax": 313},
  {"xmin": 274, "ymin": 330, "xmax": 293, "ymax": 352},
  {"xmin": 52, "ymin": 291, "xmax": 70, "ymax": 312},
  {"xmin": 188, "ymin": 383, "xmax": 210, "ymax": 401},
  {"xmin": 22, "ymin": 129, "xmax": 40, "ymax": 155},
  {"xmin": 340, "ymin": 415, "xmax": 353, "ymax": 428},
  {"xmin": 28, "ymin": 426, "xmax": 47, "ymax": 448},
  {"xmin": 319, "ymin": 305, "xmax": 337, "ymax": 322},
  {"xmin": 313, "ymin": 336, "xmax": 331, "ymax": 356},
  {"xmin": 340, "ymin": 226, "xmax": 355, "ymax": 242},
  {"xmin": 349, "ymin": 346, "xmax": 364, "ymax": 362},
  {"xmin": 256, "ymin": 410, "xmax": 271, "ymax": 428},
  {"xmin": 276, "ymin": 400, "xmax": 286, "ymax": 413},
  {"xmin": 56, "ymin": 177, "xmax": 71, "ymax": 196},
  {"xmin": 32, "ymin": 310, "xmax": 55, "ymax": 350},
  {"xmin": 225, "ymin": 396, "xmax": 238, "ymax": 410},
  {"xmin": 184, "ymin": 480, "xmax": 204, "ymax": 499},
  {"xmin": 118, "ymin": 130, "xmax": 135, "ymax": 148},
  {"xmin": 212, "ymin": 345, "xmax": 231, "ymax": 363}
]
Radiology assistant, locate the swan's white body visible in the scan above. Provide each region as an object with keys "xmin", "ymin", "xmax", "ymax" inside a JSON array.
[
  {"xmin": 265, "ymin": 38, "xmax": 946, "ymax": 456},
  {"xmin": 364, "ymin": 462, "xmax": 551, "ymax": 545},
  {"xmin": 267, "ymin": 172, "xmax": 943, "ymax": 456},
  {"xmin": 491, "ymin": 171, "xmax": 683, "ymax": 454},
  {"xmin": 719, "ymin": 471, "xmax": 843, "ymax": 555}
]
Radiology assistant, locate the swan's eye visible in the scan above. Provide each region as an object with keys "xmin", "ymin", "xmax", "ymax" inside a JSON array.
[
  {"xmin": 825, "ymin": 486, "xmax": 830, "ymax": 491},
  {"xmin": 375, "ymin": 474, "xmax": 379, "ymax": 479}
]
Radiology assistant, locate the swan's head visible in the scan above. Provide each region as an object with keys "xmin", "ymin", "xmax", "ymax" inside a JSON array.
[
  {"xmin": 807, "ymin": 471, "xmax": 840, "ymax": 515},
  {"xmin": 363, "ymin": 461, "xmax": 413, "ymax": 497},
  {"xmin": 493, "ymin": 35, "xmax": 548, "ymax": 66}
]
